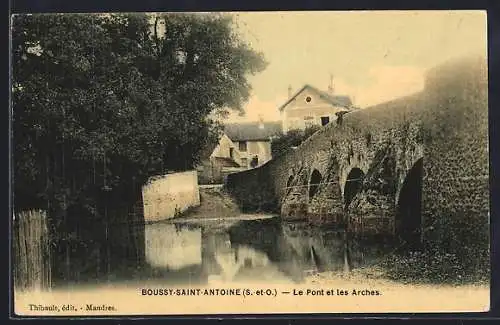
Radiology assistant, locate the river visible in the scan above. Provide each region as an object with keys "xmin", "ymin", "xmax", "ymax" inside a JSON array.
[
  {"xmin": 16, "ymin": 215, "xmax": 489, "ymax": 315},
  {"xmin": 92, "ymin": 215, "xmax": 393, "ymax": 287}
]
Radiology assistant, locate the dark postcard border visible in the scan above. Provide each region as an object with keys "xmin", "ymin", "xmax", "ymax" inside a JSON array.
[
  {"xmin": 490, "ymin": 2, "xmax": 500, "ymax": 319},
  {"xmin": 7, "ymin": 0, "xmax": 500, "ymax": 13},
  {"xmin": 6, "ymin": 0, "xmax": 500, "ymax": 321}
]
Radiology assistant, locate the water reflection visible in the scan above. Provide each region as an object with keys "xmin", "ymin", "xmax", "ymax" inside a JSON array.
[
  {"xmin": 143, "ymin": 217, "xmax": 392, "ymax": 285},
  {"xmin": 145, "ymin": 223, "xmax": 202, "ymax": 270}
]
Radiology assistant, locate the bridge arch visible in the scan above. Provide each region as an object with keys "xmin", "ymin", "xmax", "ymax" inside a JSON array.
[
  {"xmin": 344, "ymin": 168, "xmax": 365, "ymax": 211},
  {"xmin": 396, "ymin": 158, "xmax": 423, "ymax": 248},
  {"xmin": 308, "ymin": 169, "xmax": 322, "ymax": 202}
]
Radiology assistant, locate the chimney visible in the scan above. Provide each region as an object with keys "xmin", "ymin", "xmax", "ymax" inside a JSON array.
[
  {"xmin": 288, "ymin": 85, "xmax": 293, "ymax": 98},
  {"xmin": 258, "ymin": 114, "xmax": 265, "ymax": 129},
  {"xmin": 328, "ymin": 73, "xmax": 334, "ymax": 95}
]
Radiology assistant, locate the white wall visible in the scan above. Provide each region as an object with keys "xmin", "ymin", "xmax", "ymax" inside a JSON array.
[
  {"xmin": 210, "ymin": 133, "xmax": 242, "ymax": 165},
  {"xmin": 142, "ymin": 170, "xmax": 200, "ymax": 222},
  {"xmin": 249, "ymin": 141, "xmax": 272, "ymax": 166}
]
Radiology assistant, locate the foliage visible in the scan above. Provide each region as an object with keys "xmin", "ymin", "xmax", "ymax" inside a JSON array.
[
  {"xmin": 12, "ymin": 13, "xmax": 266, "ymax": 276},
  {"xmin": 270, "ymin": 125, "xmax": 321, "ymax": 158}
]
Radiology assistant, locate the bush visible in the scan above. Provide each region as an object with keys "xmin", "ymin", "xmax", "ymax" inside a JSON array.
[{"xmin": 271, "ymin": 125, "xmax": 321, "ymax": 158}]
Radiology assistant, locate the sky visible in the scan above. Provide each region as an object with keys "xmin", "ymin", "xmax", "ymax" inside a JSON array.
[{"xmin": 224, "ymin": 10, "xmax": 487, "ymax": 122}]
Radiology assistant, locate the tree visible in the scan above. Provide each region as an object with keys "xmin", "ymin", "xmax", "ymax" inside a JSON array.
[
  {"xmin": 11, "ymin": 13, "xmax": 266, "ymax": 278},
  {"xmin": 271, "ymin": 125, "xmax": 321, "ymax": 158}
]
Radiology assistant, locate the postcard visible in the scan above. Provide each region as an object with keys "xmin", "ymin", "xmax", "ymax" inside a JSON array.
[{"xmin": 11, "ymin": 10, "xmax": 489, "ymax": 316}]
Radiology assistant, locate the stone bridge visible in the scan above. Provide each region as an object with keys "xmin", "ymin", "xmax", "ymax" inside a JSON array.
[{"xmin": 226, "ymin": 56, "xmax": 488, "ymax": 254}]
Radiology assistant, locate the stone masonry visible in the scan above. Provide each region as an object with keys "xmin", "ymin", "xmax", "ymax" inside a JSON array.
[{"xmin": 226, "ymin": 56, "xmax": 488, "ymax": 257}]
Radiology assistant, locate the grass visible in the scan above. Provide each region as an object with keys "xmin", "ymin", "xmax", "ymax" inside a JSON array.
[{"xmin": 377, "ymin": 250, "xmax": 489, "ymax": 285}]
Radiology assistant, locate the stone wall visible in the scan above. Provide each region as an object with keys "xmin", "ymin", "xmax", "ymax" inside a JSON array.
[
  {"xmin": 418, "ymin": 56, "xmax": 489, "ymax": 263},
  {"xmin": 225, "ymin": 56, "xmax": 488, "ymax": 259},
  {"xmin": 224, "ymin": 163, "xmax": 278, "ymax": 213}
]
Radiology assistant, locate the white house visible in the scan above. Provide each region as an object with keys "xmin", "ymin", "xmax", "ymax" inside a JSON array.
[
  {"xmin": 219, "ymin": 120, "xmax": 282, "ymax": 168},
  {"xmin": 197, "ymin": 120, "xmax": 282, "ymax": 184},
  {"xmin": 279, "ymin": 84, "xmax": 354, "ymax": 134}
]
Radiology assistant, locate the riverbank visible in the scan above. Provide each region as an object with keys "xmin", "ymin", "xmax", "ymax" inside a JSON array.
[
  {"xmin": 306, "ymin": 258, "xmax": 489, "ymax": 289},
  {"xmin": 307, "ymin": 264, "xmax": 488, "ymax": 286},
  {"xmin": 170, "ymin": 186, "xmax": 278, "ymax": 223},
  {"xmin": 175, "ymin": 186, "xmax": 240, "ymax": 219}
]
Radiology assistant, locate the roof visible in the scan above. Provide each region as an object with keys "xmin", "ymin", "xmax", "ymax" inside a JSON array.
[
  {"xmin": 278, "ymin": 84, "xmax": 353, "ymax": 111},
  {"xmin": 223, "ymin": 121, "xmax": 283, "ymax": 141}
]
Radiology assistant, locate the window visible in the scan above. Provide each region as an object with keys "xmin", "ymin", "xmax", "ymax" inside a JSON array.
[
  {"xmin": 238, "ymin": 141, "xmax": 247, "ymax": 152},
  {"xmin": 229, "ymin": 148, "xmax": 234, "ymax": 159},
  {"xmin": 305, "ymin": 96, "xmax": 312, "ymax": 103},
  {"xmin": 321, "ymin": 116, "xmax": 330, "ymax": 126}
]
